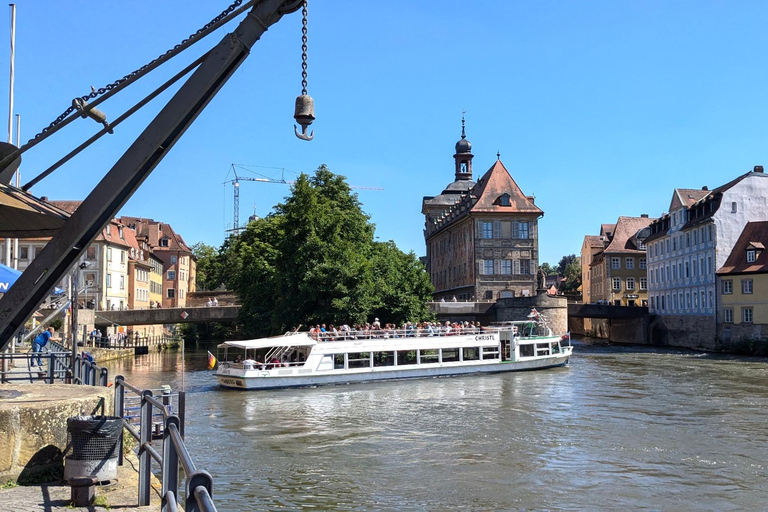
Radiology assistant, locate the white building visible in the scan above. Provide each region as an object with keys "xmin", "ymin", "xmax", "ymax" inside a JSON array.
[{"xmin": 645, "ymin": 166, "xmax": 768, "ymax": 349}]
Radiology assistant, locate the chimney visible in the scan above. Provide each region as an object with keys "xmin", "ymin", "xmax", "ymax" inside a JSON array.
[
  {"xmin": 754, "ymin": 165, "xmax": 764, "ymax": 173},
  {"xmin": 41, "ymin": 196, "xmax": 48, "ymax": 202},
  {"xmin": 641, "ymin": 214, "xmax": 649, "ymax": 218},
  {"xmin": 702, "ymin": 186, "xmax": 708, "ymax": 191}
]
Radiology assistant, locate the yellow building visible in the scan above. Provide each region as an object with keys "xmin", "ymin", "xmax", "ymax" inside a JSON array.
[
  {"xmin": 717, "ymin": 221, "xmax": 768, "ymax": 347},
  {"xmin": 589, "ymin": 216, "xmax": 654, "ymax": 306}
]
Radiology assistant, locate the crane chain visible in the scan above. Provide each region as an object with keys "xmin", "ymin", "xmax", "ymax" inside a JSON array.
[{"xmin": 33, "ymin": 0, "xmax": 245, "ymax": 142}]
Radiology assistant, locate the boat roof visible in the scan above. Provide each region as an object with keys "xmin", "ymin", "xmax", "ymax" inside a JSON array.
[{"xmin": 218, "ymin": 332, "xmax": 318, "ymax": 350}]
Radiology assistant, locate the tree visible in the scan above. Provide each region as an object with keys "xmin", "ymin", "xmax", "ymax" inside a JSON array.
[
  {"xmin": 559, "ymin": 256, "xmax": 582, "ymax": 293},
  {"xmin": 191, "ymin": 242, "xmax": 222, "ymax": 291},
  {"xmin": 557, "ymin": 254, "xmax": 578, "ymax": 276},
  {"xmin": 222, "ymin": 165, "xmax": 434, "ymax": 336}
]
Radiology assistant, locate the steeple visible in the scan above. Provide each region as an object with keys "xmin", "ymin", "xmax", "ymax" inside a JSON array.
[{"xmin": 454, "ymin": 114, "xmax": 473, "ymax": 181}]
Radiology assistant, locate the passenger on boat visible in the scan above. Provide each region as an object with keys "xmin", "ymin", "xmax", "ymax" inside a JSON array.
[{"xmin": 242, "ymin": 357, "xmax": 257, "ymax": 369}]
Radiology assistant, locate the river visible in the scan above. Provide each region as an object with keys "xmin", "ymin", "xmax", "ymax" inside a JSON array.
[{"xmin": 104, "ymin": 340, "xmax": 768, "ymax": 511}]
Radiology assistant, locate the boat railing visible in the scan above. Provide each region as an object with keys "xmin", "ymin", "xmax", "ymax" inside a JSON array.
[{"xmin": 313, "ymin": 327, "xmax": 487, "ymax": 342}]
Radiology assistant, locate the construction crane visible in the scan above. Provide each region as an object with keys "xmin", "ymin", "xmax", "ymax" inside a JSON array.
[{"xmin": 226, "ymin": 163, "xmax": 383, "ymax": 235}]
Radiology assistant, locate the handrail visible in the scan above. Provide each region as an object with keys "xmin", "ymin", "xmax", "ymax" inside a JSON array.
[{"xmin": 114, "ymin": 375, "xmax": 214, "ymax": 511}]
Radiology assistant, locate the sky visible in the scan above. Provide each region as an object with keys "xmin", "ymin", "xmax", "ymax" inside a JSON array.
[{"xmin": 4, "ymin": 1, "xmax": 768, "ymax": 267}]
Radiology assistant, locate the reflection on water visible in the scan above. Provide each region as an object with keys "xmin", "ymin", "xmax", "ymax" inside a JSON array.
[{"xmin": 106, "ymin": 340, "xmax": 768, "ymax": 511}]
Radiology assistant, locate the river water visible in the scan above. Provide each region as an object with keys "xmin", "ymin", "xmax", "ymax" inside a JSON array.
[{"xmin": 105, "ymin": 340, "xmax": 768, "ymax": 511}]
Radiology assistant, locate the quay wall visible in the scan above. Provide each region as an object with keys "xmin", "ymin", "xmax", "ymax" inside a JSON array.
[
  {"xmin": 0, "ymin": 384, "xmax": 113, "ymax": 484},
  {"xmin": 648, "ymin": 315, "xmax": 717, "ymax": 351},
  {"xmin": 495, "ymin": 293, "xmax": 568, "ymax": 335}
]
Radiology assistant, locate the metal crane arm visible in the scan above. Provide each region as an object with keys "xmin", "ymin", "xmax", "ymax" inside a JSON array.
[{"xmin": 0, "ymin": 0, "xmax": 302, "ymax": 349}]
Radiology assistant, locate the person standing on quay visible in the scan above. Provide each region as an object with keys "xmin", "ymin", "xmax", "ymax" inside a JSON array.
[{"xmin": 32, "ymin": 326, "xmax": 59, "ymax": 367}]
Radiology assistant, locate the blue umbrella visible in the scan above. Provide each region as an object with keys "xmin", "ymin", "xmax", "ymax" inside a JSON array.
[
  {"xmin": 0, "ymin": 263, "xmax": 21, "ymax": 293},
  {"xmin": 0, "ymin": 263, "xmax": 64, "ymax": 295}
]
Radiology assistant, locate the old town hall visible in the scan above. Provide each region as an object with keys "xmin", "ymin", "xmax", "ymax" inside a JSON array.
[{"xmin": 422, "ymin": 120, "xmax": 543, "ymax": 301}]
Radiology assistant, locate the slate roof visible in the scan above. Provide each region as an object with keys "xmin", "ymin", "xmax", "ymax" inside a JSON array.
[
  {"xmin": 717, "ymin": 221, "xmax": 768, "ymax": 275},
  {"xmin": 469, "ymin": 160, "xmax": 542, "ymax": 214},
  {"xmin": 602, "ymin": 216, "xmax": 655, "ymax": 254}
]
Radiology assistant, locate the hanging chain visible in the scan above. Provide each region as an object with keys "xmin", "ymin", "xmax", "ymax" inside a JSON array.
[
  {"xmin": 33, "ymin": 0, "xmax": 245, "ymax": 141},
  {"xmin": 300, "ymin": 1, "xmax": 308, "ymax": 95}
]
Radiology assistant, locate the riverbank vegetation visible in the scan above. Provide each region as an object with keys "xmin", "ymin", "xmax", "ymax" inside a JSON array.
[{"xmin": 192, "ymin": 165, "xmax": 434, "ymax": 338}]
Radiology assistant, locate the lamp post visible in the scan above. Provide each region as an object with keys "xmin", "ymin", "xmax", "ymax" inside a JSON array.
[{"xmin": 70, "ymin": 261, "xmax": 89, "ymax": 376}]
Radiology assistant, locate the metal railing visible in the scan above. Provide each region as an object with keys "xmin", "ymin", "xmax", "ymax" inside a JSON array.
[{"xmin": 115, "ymin": 376, "xmax": 216, "ymax": 512}]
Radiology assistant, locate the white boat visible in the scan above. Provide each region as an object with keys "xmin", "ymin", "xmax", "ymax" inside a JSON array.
[{"xmin": 215, "ymin": 310, "xmax": 573, "ymax": 390}]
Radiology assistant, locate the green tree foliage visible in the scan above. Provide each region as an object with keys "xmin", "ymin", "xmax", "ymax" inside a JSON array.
[
  {"xmin": 219, "ymin": 165, "xmax": 433, "ymax": 336},
  {"xmin": 191, "ymin": 242, "xmax": 222, "ymax": 291},
  {"xmin": 557, "ymin": 254, "xmax": 578, "ymax": 276},
  {"xmin": 558, "ymin": 255, "xmax": 581, "ymax": 293}
]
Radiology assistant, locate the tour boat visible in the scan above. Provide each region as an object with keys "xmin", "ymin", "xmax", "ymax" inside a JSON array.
[{"xmin": 214, "ymin": 310, "xmax": 572, "ymax": 390}]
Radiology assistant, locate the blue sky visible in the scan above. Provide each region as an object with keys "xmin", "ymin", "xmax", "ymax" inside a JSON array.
[{"xmin": 4, "ymin": 1, "xmax": 768, "ymax": 266}]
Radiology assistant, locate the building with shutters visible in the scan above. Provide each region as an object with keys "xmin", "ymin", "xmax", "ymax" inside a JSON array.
[{"xmin": 422, "ymin": 120, "xmax": 544, "ymax": 301}]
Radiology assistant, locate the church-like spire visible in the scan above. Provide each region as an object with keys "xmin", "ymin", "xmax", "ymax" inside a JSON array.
[{"xmin": 454, "ymin": 114, "xmax": 473, "ymax": 181}]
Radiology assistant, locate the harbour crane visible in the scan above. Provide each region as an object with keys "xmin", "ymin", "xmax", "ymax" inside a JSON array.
[
  {"xmin": 226, "ymin": 163, "xmax": 383, "ymax": 235},
  {"xmin": 0, "ymin": 0, "xmax": 310, "ymax": 350}
]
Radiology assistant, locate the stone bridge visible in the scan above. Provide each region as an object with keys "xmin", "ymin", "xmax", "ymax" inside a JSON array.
[
  {"xmin": 93, "ymin": 305, "xmax": 240, "ymax": 327},
  {"xmin": 567, "ymin": 303, "xmax": 651, "ymax": 344}
]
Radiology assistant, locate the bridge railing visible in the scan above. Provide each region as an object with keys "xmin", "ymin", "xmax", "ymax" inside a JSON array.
[{"xmin": 115, "ymin": 376, "xmax": 216, "ymax": 512}]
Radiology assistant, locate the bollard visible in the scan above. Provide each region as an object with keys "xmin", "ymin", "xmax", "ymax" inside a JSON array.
[{"xmin": 69, "ymin": 476, "xmax": 98, "ymax": 506}]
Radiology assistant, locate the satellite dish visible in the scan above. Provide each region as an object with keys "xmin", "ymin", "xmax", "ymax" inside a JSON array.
[{"xmin": 0, "ymin": 142, "xmax": 21, "ymax": 184}]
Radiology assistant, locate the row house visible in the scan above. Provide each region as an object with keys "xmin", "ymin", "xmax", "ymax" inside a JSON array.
[
  {"xmin": 587, "ymin": 216, "xmax": 654, "ymax": 306},
  {"xmin": 119, "ymin": 216, "xmax": 197, "ymax": 308},
  {"xmin": 422, "ymin": 121, "xmax": 543, "ymax": 301},
  {"xmin": 716, "ymin": 221, "xmax": 768, "ymax": 347},
  {"xmin": 580, "ymin": 224, "xmax": 614, "ymax": 305},
  {"xmin": 645, "ymin": 166, "xmax": 768, "ymax": 349}
]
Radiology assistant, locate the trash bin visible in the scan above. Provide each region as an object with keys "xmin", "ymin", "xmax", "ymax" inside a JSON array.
[{"xmin": 64, "ymin": 415, "xmax": 122, "ymax": 482}]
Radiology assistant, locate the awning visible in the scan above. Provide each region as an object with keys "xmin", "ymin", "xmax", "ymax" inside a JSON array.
[
  {"xmin": 218, "ymin": 332, "xmax": 317, "ymax": 350},
  {"xmin": 0, "ymin": 183, "xmax": 70, "ymax": 238},
  {"xmin": 0, "ymin": 263, "xmax": 21, "ymax": 293}
]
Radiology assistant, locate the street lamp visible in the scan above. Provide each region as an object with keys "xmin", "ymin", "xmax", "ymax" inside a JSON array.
[{"xmin": 70, "ymin": 261, "xmax": 90, "ymax": 377}]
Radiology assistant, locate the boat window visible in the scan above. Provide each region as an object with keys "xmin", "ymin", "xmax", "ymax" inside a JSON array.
[
  {"xmin": 348, "ymin": 352, "xmax": 371, "ymax": 369},
  {"xmin": 373, "ymin": 351, "xmax": 395, "ymax": 367},
  {"xmin": 536, "ymin": 344, "xmax": 551, "ymax": 356},
  {"xmin": 481, "ymin": 347, "xmax": 499, "ymax": 360},
  {"xmin": 419, "ymin": 349, "xmax": 439, "ymax": 364},
  {"xmin": 333, "ymin": 353, "xmax": 345, "ymax": 369},
  {"xmin": 441, "ymin": 348, "xmax": 459, "ymax": 362},
  {"xmin": 463, "ymin": 347, "xmax": 480, "ymax": 361},
  {"xmin": 397, "ymin": 350, "xmax": 417, "ymax": 365},
  {"xmin": 520, "ymin": 344, "xmax": 535, "ymax": 357}
]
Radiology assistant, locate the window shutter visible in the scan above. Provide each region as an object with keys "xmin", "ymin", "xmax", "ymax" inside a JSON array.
[
  {"xmin": 493, "ymin": 221, "xmax": 501, "ymax": 238},
  {"xmin": 514, "ymin": 259, "xmax": 520, "ymax": 274},
  {"xmin": 512, "ymin": 221, "xmax": 518, "ymax": 238}
]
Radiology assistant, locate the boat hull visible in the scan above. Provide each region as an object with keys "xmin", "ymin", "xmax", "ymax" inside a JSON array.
[{"xmin": 216, "ymin": 353, "xmax": 571, "ymax": 390}]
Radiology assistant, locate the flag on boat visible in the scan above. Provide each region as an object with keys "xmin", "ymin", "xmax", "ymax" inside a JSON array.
[
  {"xmin": 207, "ymin": 350, "xmax": 217, "ymax": 370},
  {"xmin": 560, "ymin": 332, "xmax": 571, "ymax": 344}
]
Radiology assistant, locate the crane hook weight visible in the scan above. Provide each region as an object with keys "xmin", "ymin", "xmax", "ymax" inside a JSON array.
[{"xmin": 293, "ymin": 94, "xmax": 314, "ymax": 141}]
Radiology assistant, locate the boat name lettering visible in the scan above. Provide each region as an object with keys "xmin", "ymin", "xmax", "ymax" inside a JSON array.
[{"xmin": 474, "ymin": 334, "xmax": 495, "ymax": 341}]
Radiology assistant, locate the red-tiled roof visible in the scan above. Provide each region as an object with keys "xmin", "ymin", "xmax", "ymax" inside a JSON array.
[
  {"xmin": 603, "ymin": 216, "xmax": 655, "ymax": 254},
  {"xmin": 671, "ymin": 188, "xmax": 710, "ymax": 211},
  {"xmin": 717, "ymin": 221, "xmax": 768, "ymax": 275},
  {"xmin": 469, "ymin": 160, "xmax": 542, "ymax": 215},
  {"xmin": 584, "ymin": 235, "xmax": 606, "ymax": 249},
  {"xmin": 119, "ymin": 216, "xmax": 192, "ymax": 253}
]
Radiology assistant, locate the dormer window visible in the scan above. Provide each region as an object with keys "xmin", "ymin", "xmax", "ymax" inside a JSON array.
[
  {"xmin": 106, "ymin": 225, "xmax": 111, "ymax": 235},
  {"xmin": 497, "ymin": 194, "xmax": 511, "ymax": 206},
  {"xmin": 160, "ymin": 238, "xmax": 169, "ymax": 247},
  {"xmin": 118, "ymin": 226, "xmax": 124, "ymax": 239},
  {"xmin": 747, "ymin": 249, "xmax": 756, "ymax": 263}
]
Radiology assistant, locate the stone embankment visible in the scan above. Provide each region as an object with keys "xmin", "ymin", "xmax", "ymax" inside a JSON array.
[{"xmin": 0, "ymin": 383, "xmax": 162, "ymax": 510}]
